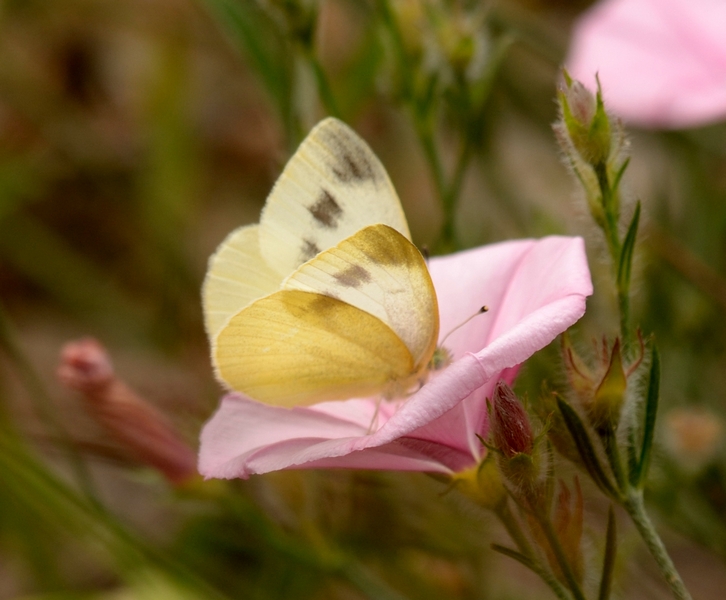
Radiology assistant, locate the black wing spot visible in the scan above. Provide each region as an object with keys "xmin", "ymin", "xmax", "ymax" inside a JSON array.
[
  {"xmin": 321, "ymin": 127, "xmax": 379, "ymax": 184},
  {"xmin": 300, "ymin": 239, "xmax": 321, "ymax": 262},
  {"xmin": 309, "ymin": 189, "xmax": 343, "ymax": 228},
  {"xmin": 332, "ymin": 148, "xmax": 376, "ymax": 183},
  {"xmin": 333, "ymin": 264, "xmax": 371, "ymax": 288}
]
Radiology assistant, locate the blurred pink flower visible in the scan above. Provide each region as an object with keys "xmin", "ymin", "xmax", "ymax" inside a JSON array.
[
  {"xmin": 566, "ymin": 0, "xmax": 726, "ymax": 128},
  {"xmin": 199, "ymin": 236, "xmax": 592, "ymax": 479}
]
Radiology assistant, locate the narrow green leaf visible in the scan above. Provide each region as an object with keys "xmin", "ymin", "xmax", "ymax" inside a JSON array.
[
  {"xmin": 557, "ymin": 398, "xmax": 620, "ymax": 499},
  {"xmin": 598, "ymin": 506, "xmax": 617, "ymax": 600},
  {"xmin": 617, "ymin": 201, "xmax": 641, "ymax": 292},
  {"xmin": 200, "ymin": 0, "xmax": 293, "ymax": 126},
  {"xmin": 611, "ymin": 157, "xmax": 631, "ymax": 193},
  {"xmin": 632, "ymin": 345, "xmax": 660, "ymax": 487},
  {"xmin": 491, "ymin": 544, "xmax": 537, "ymax": 572}
]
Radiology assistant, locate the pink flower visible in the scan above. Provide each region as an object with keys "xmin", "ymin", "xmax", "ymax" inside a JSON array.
[
  {"xmin": 199, "ymin": 236, "xmax": 592, "ymax": 479},
  {"xmin": 566, "ymin": 0, "xmax": 726, "ymax": 129}
]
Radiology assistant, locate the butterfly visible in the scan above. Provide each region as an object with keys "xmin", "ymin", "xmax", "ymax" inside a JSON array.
[{"xmin": 202, "ymin": 117, "xmax": 440, "ymax": 408}]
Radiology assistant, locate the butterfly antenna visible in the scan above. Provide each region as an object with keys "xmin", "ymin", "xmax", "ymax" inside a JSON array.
[{"xmin": 439, "ymin": 306, "xmax": 489, "ymax": 347}]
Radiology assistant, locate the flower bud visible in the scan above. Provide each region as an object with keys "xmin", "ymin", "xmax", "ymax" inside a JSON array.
[
  {"xmin": 589, "ymin": 338, "xmax": 627, "ymax": 433},
  {"xmin": 490, "ymin": 381, "xmax": 545, "ymax": 504},
  {"xmin": 58, "ymin": 338, "xmax": 197, "ymax": 485},
  {"xmin": 529, "ymin": 478, "xmax": 584, "ymax": 586},
  {"xmin": 557, "ymin": 71, "xmax": 612, "ymax": 167},
  {"xmin": 491, "ymin": 381, "xmax": 533, "ymax": 458}
]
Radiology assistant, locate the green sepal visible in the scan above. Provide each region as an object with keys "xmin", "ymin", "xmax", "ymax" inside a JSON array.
[
  {"xmin": 631, "ymin": 344, "xmax": 660, "ymax": 488},
  {"xmin": 598, "ymin": 506, "xmax": 617, "ymax": 600},
  {"xmin": 617, "ymin": 201, "xmax": 641, "ymax": 295},
  {"xmin": 556, "ymin": 398, "xmax": 619, "ymax": 500},
  {"xmin": 590, "ymin": 339, "xmax": 627, "ymax": 434}
]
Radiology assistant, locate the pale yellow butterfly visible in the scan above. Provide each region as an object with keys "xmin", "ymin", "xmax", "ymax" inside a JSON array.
[{"xmin": 202, "ymin": 117, "xmax": 439, "ymax": 407}]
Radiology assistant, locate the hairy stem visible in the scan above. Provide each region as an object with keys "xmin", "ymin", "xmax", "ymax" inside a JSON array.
[{"xmin": 623, "ymin": 491, "xmax": 692, "ymax": 600}]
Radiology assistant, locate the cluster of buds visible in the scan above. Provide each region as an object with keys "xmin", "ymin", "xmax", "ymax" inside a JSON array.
[{"xmin": 484, "ymin": 381, "xmax": 585, "ymax": 590}]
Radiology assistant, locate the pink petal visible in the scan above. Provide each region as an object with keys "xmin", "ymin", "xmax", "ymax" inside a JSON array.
[
  {"xmin": 567, "ymin": 0, "xmax": 726, "ymax": 128},
  {"xmin": 199, "ymin": 236, "xmax": 592, "ymax": 479}
]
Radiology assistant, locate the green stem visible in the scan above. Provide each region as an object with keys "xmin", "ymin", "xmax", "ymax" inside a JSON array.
[
  {"xmin": 416, "ymin": 122, "xmax": 448, "ymax": 211},
  {"xmin": 438, "ymin": 136, "xmax": 473, "ymax": 251},
  {"xmin": 594, "ymin": 161, "xmax": 621, "ymax": 268},
  {"xmin": 601, "ymin": 427, "xmax": 627, "ymax": 492},
  {"xmin": 496, "ymin": 502, "xmax": 573, "ymax": 600},
  {"xmin": 623, "ymin": 491, "xmax": 692, "ymax": 600},
  {"xmin": 497, "ymin": 500, "xmax": 535, "ymax": 557},
  {"xmin": 594, "ymin": 160, "xmax": 633, "ymax": 353},
  {"xmin": 306, "ymin": 50, "xmax": 341, "ymax": 119},
  {"xmin": 376, "ymin": 0, "xmax": 414, "ymax": 99},
  {"xmin": 414, "ymin": 113, "xmax": 470, "ymax": 252}
]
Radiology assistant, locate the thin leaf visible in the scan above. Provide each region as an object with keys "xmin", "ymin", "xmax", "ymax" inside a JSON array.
[
  {"xmin": 598, "ymin": 506, "xmax": 617, "ymax": 600},
  {"xmin": 632, "ymin": 345, "xmax": 660, "ymax": 488},
  {"xmin": 493, "ymin": 543, "xmax": 573, "ymax": 600},
  {"xmin": 617, "ymin": 201, "xmax": 641, "ymax": 292},
  {"xmin": 611, "ymin": 157, "xmax": 631, "ymax": 193},
  {"xmin": 557, "ymin": 398, "xmax": 620, "ymax": 499},
  {"xmin": 491, "ymin": 544, "xmax": 537, "ymax": 572},
  {"xmin": 200, "ymin": 0, "xmax": 294, "ymax": 130}
]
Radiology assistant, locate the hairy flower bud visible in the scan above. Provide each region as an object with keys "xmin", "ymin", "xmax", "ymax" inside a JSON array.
[
  {"xmin": 489, "ymin": 381, "xmax": 546, "ymax": 506},
  {"xmin": 557, "ymin": 71, "xmax": 612, "ymax": 167},
  {"xmin": 589, "ymin": 338, "xmax": 627, "ymax": 433},
  {"xmin": 491, "ymin": 381, "xmax": 533, "ymax": 458}
]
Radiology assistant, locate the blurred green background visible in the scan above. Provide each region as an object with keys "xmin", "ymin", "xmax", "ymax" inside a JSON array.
[{"xmin": 1, "ymin": 1, "xmax": 726, "ymax": 598}]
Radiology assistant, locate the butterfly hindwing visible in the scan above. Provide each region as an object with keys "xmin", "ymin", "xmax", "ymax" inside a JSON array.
[
  {"xmin": 213, "ymin": 289, "xmax": 416, "ymax": 407},
  {"xmin": 284, "ymin": 224, "xmax": 439, "ymax": 369}
]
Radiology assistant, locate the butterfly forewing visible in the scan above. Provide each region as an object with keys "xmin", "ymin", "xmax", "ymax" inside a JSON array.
[{"xmin": 258, "ymin": 118, "xmax": 411, "ymax": 277}]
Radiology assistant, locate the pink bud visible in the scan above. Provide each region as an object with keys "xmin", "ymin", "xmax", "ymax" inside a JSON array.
[
  {"xmin": 491, "ymin": 381, "xmax": 533, "ymax": 458},
  {"xmin": 58, "ymin": 338, "xmax": 197, "ymax": 485}
]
